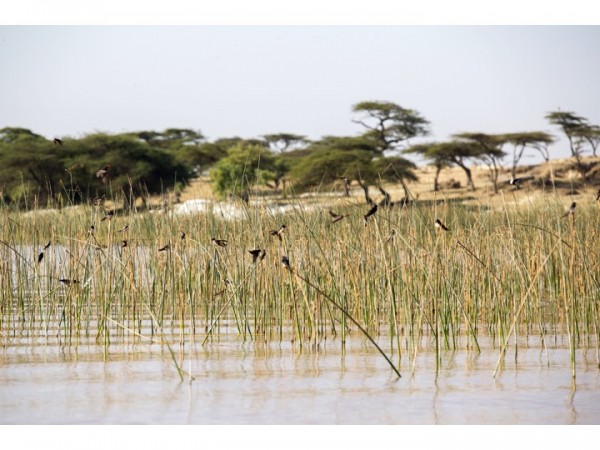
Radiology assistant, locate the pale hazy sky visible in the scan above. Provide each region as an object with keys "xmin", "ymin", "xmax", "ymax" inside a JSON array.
[{"xmin": 1, "ymin": 25, "xmax": 599, "ymax": 161}]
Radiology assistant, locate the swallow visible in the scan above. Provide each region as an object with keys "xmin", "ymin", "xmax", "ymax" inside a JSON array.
[
  {"xmin": 434, "ymin": 219, "xmax": 449, "ymax": 232},
  {"xmin": 562, "ymin": 202, "xmax": 577, "ymax": 218},
  {"xmin": 91, "ymin": 196, "xmax": 105, "ymax": 207},
  {"xmin": 363, "ymin": 204, "xmax": 378, "ymax": 226},
  {"xmin": 53, "ymin": 138, "xmax": 64, "ymax": 145},
  {"xmin": 96, "ymin": 166, "xmax": 110, "ymax": 184},
  {"xmin": 120, "ymin": 240, "xmax": 128, "ymax": 248},
  {"xmin": 281, "ymin": 255, "xmax": 291, "ymax": 271},
  {"xmin": 249, "ymin": 249, "xmax": 267, "ymax": 263},
  {"xmin": 100, "ymin": 210, "xmax": 114, "ymax": 221},
  {"xmin": 37, "ymin": 252, "xmax": 44, "ymax": 264},
  {"xmin": 270, "ymin": 225, "xmax": 286, "ymax": 241},
  {"xmin": 180, "ymin": 231, "xmax": 186, "ymax": 240},
  {"xmin": 385, "ymin": 229, "xmax": 396, "ymax": 243},
  {"xmin": 118, "ymin": 224, "xmax": 129, "ymax": 232},
  {"xmin": 211, "ymin": 237, "xmax": 228, "ymax": 247},
  {"xmin": 88, "ymin": 225, "xmax": 95, "ymax": 236},
  {"xmin": 596, "ymin": 189, "xmax": 600, "ymax": 201},
  {"xmin": 508, "ymin": 176, "xmax": 534, "ymax": 188},
  {"xmin": 329, "ymin": 210, "xmax": 345, "ymax": 224},
  {"xmin": 158, "ymin": 243, "xmax": 170, "ymax": 252},
  {"xmin": 59, "ymin": 278, "xmax": 79, "ymax": 286}
]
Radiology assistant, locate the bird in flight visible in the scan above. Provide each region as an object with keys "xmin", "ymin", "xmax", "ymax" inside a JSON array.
[
  {"xmin": 434, "ymin": 219, "xmax": 449, "ymax": 232},
  {"xmin": 329, "ymin": 210, "xmax": 345, "ymax": 224},
  {"xmin": 96, "ymin": 166, "xmax": 110, "ymax": 184},
  {"xmin": 249, "ymin": 249, "xmax": 266, "ymax": 263},
  {"xmin": 212, "ymin": 237, "xmax": 228, "ymax": 247},
  {"xmin": 270, "ymin": 225, "xmax": 286, "ymax": 241},
  {"xmin": 562, "ymin": 202, "xmax": 577, "ymax": 218},
  {"xmin": 508, "ymin": 176, "xmax": 534, "ymax": 188},
  {"xmin": 363, "ymin": 204, "xmax": 378, "ymax": 226}
]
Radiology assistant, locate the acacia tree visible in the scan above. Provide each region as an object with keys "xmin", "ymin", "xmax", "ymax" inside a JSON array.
[
  {"xmin": 352, "ymin": 100, "xmax": 430, "ymax": 154},
  {"xmin": 262, "ymin": 133, "xmax": 308, "ymax": 153},
  {"xmin": 572, "ymin": 125, "xmax": 600, "ymax": 157},
  {"xmin": 454, "ymin": 133, "xmax": 507, "ymax": 193},
  {"xmin": 503, "ymin": 132, "xmax": 555, "ymax": 173},
  {"xmin": 546, "ymin": 111, "xmax": 590, "ymax": 177},
  {"xmin": 404, "ymin": 143, "xmax": 451, "ymax": 192},
  {"xmin": 405, "ymin": 141, "xmax": 483, "ymax": 191}
]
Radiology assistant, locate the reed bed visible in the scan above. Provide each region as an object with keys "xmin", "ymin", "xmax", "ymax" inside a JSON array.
[{"xmin": 1, "ymin": 188, "xmax": 599, "ymax": 378}]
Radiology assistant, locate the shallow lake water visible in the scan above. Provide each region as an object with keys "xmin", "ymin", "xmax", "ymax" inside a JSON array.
[{"xmin": 1, "ymin": 329, "xmax": 599, "ymax": 424}]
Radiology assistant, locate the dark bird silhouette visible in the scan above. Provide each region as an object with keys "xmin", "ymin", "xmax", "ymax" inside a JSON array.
[
  {"xmin": 363, "ymin": 204, "xmax": 378, "ymax": 226},
  {"xmin": 158, "ymin": 243, "xmax": 170, "ymax": 252},
  {"xmin": 249, "ymin": 249, "xmax": 263, "ymax": 263},
  {"xmin": 434, "ymin": 219, "xmax": 449, "ymax": 232},
  {"xmin": 59, "ymin": 278, "xmax": 79, "ymax": 286},
  {"xmin": 96, "ymin": 166, "xmax": 110, "ymax": 184},
  {"xmin": 562, "ymin": 202, "xmax": 577, "ymax": 218},
  {"xmin": 100, "ymin": 210, "xmax": 114, "ymax": 221},
  {"xmin": 120, "ymin": 240, "xmax": 128, "ymax": 248},
  {"xmin": 281, "ymin": 255, "xmax": 291, "ymax": 271},
  {"xmin": 329, "ymin": 210, "xmax": 345, "ymax": 224},
  {"xmin": 212, "ymin": 237, "xmax": 228, "ymax": 247},
  {"xmin": 37, "ymin": 252, "xmax": 44, "ymax": 264},
  {"xmin": 43, "ymin": 241, "xmax": 51, "ymax": 250},
  {"xmin": 596, "ymin": 189, "xmax": 600, "ymax": 201},
  {"xmin": 53, "ymin": 138, "xmax": 64, "ymax": 145},
  {"xmin": 118, "ymin": 224, "xmax": 129, "ymax": 232},
  {"xmin": 88, "ymin": 225, "xmax": 95, "ymax": 236},
  {"xmin": 270, "ymin": 224, "xmax": 286, "ymax": 241},
  {"xmin": 508, "ymin": 176, "xmax": 534, "ymax": 189},
  {"xmin": 180, "ymin": 231, "xmax": 186, "ymax": 240}
]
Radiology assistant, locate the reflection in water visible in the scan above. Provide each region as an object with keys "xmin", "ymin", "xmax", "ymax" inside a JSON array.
[{"xmin": 1, "ymin": 333, "xmax": 599, "ymax": 424}]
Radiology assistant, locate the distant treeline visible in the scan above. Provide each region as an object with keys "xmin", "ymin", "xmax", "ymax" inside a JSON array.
[{"xmin": 1, "ymin": 101, "xmax": 598, "ymax": 208}]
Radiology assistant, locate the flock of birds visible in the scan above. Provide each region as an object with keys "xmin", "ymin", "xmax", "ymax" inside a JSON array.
[{"xmin": 42, "ymin": 139, "xmax": 599, "ymax": 280}]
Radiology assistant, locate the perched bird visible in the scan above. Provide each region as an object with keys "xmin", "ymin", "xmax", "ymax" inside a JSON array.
[
  {"xmin": 363, "ymin": 204, "xmax": 378, "ymax": 226},
  {"xmin": 100, "ymin": 210, "xmax": 114, "ymax": 221},
  {"xmin": 158, "ymin": 243, "xmax": 170, "ymax": 252},
  {"xmin": 96, "ymin": 166, "xmax": 110, "ymax": 184},
  {"xmin": 211, "ymin": 237, "xmax": 228, "ymax": 247},
  {"xmin": 118, "ymin": 224, "xmax": 129, "ymax": 233},
  {"xmin": 328, "ymin": 210, "xmax": 345, "ymax": 224},
  {"xmin": 562, "ymin": 202, "xmax": 577, "ymax": 218},
  {"xmin": 508, "ymin": 176, "xmax": 534, "ymax": 188},
  {"xmin": 434, "ymin": 219, "xmax": 449, "ymax": 232},
  {"xmin": 59, "ymin": 279, "xmax": 79, "ymax": 286},
  {"xmin": 596, "ymin": 189, "xmax": 600, "ymax": 201},
  {"xmin": 385, "ymin": 229, "xmax": 396, "ymax": 243},
  {"xmin": 88, "ymin": 225, "xmax": 95, "ymax": 236},
  {"xmin": 37, "ymin": 252, "xmax": 44, "ymax": 264},
  {"xmin": 270, "ymin": 224, "xmax": 286, "ymax": 241},
  {"xmin": 281, "ymin": 255, "xmax": 291, "ymax": 271},
  {"xmin": 180, "ymin": 231, "xmax": 186, "ymax": 240},
  {"xmin": 53, "ymin": 138, "xmax": 64, "ymax": 146},
  {"xmin": 120, "ymin": 240, "xmax": 128, "ymax": 248}
]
